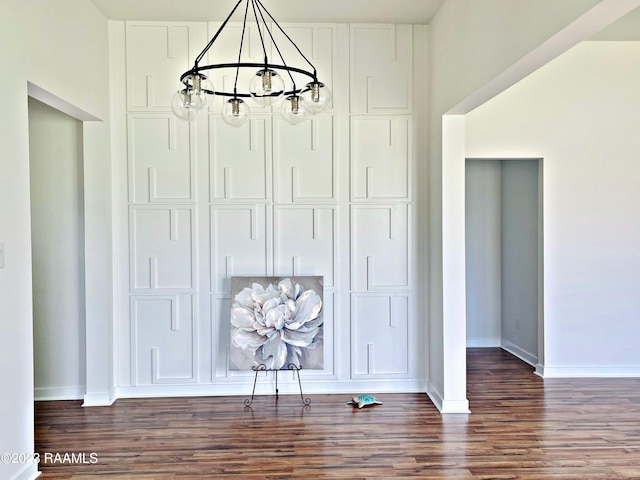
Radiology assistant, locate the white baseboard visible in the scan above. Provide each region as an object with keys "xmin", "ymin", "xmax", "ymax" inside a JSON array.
[
  {"xmin": 501, "ymin": 340, "xmax": 538, "ymax": 367},
  {"xmin": 441, "ymin": 398, "xmax": 471, "ymax": 414},
  {"xmin": 467, "ymin": 337, "xmax": 501, "ymax": 348},
  {"xmin": 82, "ymin": 391, "xmax": 116, "ymax": 407},
  {"xmin": 114, "ymin": 379, "xmax": 428, "ymax": 400},
  {"xmin": 426, "ymin": 382, "xmax": 470, "ymax": 414},
  {"xmin": 426, "ymin": 382, "xmax": 444, "ymax": 412},
  {"xmin": 34, "ymin": 386, "xmax": 84, "ymax": 401},
  {"xmin": 9, "ymin": 463, "xmax": 40, "ymax": 480},
  {"xmin": 541, "ymin": 365, "xmax": 640, "ymax": 378}
]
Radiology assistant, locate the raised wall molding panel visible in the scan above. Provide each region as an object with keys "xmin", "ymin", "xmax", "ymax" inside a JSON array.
[
  {"xmin": 209, "ymin": 116, "xmax": 271, "ymax": 202},
  {"xmin": 127, "ymin": 114, "xmax": 196, "ymax": 203},
  {"xmin": 211, "ymin": 295, "xmax": 233, "ymax": 379},
  {"xmin": 351, "ymin": 116, "xmax": 411, "ymax": 202},
  {"xmin": 314, "ymin": 290, "xmax": 337, "ymax": 378},
  {"xmin": 297, "ymin": 290, "xmax": 337, "ymax": 379},
  {"xmin": 350, "ymin": 25, "xmax": 413, "ymax": 114},
  {"xmin": 351, "ymin": 293, "xmax": 410, "ymax": 377},
  {"xmin": 206, "ymin": 23, "xmax": 272, "ymax": 114},
  {"xmin": 129, "ymin": 205, "xmax": 197, "ymax": 292},
  {"xmin": 351, "ymin": 204, "xmax": 411, "ymax": 291},
  {"xmin": 273, "ymin": 115, "xmax": 336, "ymax": 204},
  {"xmin": 126, "ymin": 22, "xmax": 207, "ymax": 111},
  {"xmin": 210, "ymin": 204, "xmax": 269, "ymax": 294},
  {"xmin": 130, "ymin": 294, "xmax": 198, "ymax": 385},
  {"xmin": 278, "ymin": 24, "xmax": 338, "ymax": 113},
  {"xmin": 115, "ymin": 21, "xmax": 425, "ymax": 396},
  {"xmin": 273, "ymin": 206, "xmax": 337, "ymax": 287}
]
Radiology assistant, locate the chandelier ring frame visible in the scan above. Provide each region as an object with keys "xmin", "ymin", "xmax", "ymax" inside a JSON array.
[{"xmin": 179, "ymin": 63, "xmax": 318, "ymax": 99}]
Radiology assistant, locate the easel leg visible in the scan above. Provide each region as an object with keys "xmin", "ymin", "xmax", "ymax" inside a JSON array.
[
  {"xmin": 290, "ymin": 364, "xmax": 311, "ymax": 406},
  {"xmin": 244, "ymin": 369, "xmax": 259, "ymax": 406},
  {"xmin": 243, "ymin": 364, "xmax": 310, "ymax": 406},
  {"xmin": 244, "ymin": 364, "xmax": 267, "ymax": 406}
]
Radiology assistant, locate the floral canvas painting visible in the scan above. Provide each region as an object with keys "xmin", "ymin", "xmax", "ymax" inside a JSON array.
[{"xmin": 229, "ymin": 276, "xmax": 324, "ymax": 371}]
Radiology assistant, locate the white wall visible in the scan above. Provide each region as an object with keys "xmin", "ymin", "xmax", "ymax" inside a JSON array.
[
  {"xmin": 111, "ymin": 22, "xmax": 428, "ymax": 397},
  {"xmin": 431, "ymin": 0, "xmax": 602, "ymax": 116},
  {"xmin": 465, "ymin": 160, "xmax": 502, "ymax": 347},
  {"xmin": 28, "ymin": 97, "xmax": 86, "ymax": 401},
  {"xmin": 0, "ymin": 1, "xmax": 110, "ymax": 478},
  {"xmin": 467, "ymin": 41, "xmax": 640, "ymax": 376},
  {"xmin": 501, "ymin": 160, "xmax": 539, "ymax": 365},
  {"xmin": 428, "ymin": 0, "xmax": 639, "ymax": 411}
]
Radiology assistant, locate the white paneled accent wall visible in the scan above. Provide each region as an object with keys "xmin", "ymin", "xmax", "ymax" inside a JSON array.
[
  {"xmin": 273, "ymin": 116, "xmax": 336, "ymax": 203},
  {"xmin": 351, "ymin": 293, "xmax": 411, "ymax": 377},
  {"xmin": 128, "ymin": 114, "xmax": 196, "ymax": 203},
  {"xmin": 351, "ymin": 117, "xmax": 412, "ymax": 201},
  {"xmin": 209, "ymin": 117, "xmax": 271, "ymax": 202},
  {"xmin": 129, "ymin": 205, "xmax": 197, "ymax": 292},
  {"xmin": 210, "ymin": 204, "xmax": 269, "ymax": 293},
  {"xmin": 130, "ymin": 294, "xmax": 197, "ymax": 385},
  {"xmin": 350, "ymin": 25, "xmax": 413, "ymax": 114},
  {"xmin": 114, "ymin": 21, "xmax": 427, "ymax": 397},
  {"xmin": 351, "ymin": 205, "xmax": 411, "ymax": 291},
  {"xmin": 126, "ymin": 22, "xmax": 209, "ymax": 111}
]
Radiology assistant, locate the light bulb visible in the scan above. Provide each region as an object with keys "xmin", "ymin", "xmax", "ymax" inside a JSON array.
[
  {"xmin": 171, "ymin": 89, "xmax": 204, "ymax": 121},
  {"xmin": 222, "ymin": 98, "xmax": 250, "ymax": 127},
  {"xmin": 171, "ymin": 74, "xmax": 215, "ymax": 121},
  {"xmin": 249, "ymin": 69, "xmax": 285, "ymax": 106},
  {"xmin": 300, "ymin": 81, "xmax": 331, "ymax": 114},
  {"xmin": 185, "ymin": 73, "xmax": 215, "ymax": 107},
  {"xmin": 281, "ymin": 95, "xmax": 309, "ymax": 125}
]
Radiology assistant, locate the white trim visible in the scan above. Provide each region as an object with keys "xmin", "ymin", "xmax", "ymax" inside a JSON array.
[
  {"xmin": 114, "ymin": 379, "xmax": 428, "ymax": 400},
  {"xmin": 9, "ymin": 463, "xmax": 40, "ymax": 480},
  {"xmin": 427, "ymin": 383, "xmax": 470, "ymax": 414},
  {"xmin": 34, "ymin": 386, "xmax": 85, "ymax": 401},
  {"xmin": 501, "ymin": 341, "xmax": 537, "ymax": 367},
  {"xmin": 541, "ymin": 365, "xmax": 640, "ymax": 378},
  {"xmin": 467, "ymin": 337, "xmax": 501, "ymax": 348},
  {"xmin": 426, "ymin": 382, "xmax": 444, "ymax": 412},
  {"xmin": 27, "ymin": 82, "xmax": 100, "ymax": 122},
  {"xmin": 447, "ymin": 0, "xmax": 640, "ymax": 115},
  {"xmin": 82, "ymin": 391, "xmax": 116, "ymax": 407},
  {"xmin": 440, "ymin": 399, "xmax": 470, "ymax": 414}
]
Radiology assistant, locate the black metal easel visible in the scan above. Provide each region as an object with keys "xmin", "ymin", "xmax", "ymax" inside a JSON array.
[{"xmin": 244, "ymin": 363, "xmax": 311, "ymax": 406}]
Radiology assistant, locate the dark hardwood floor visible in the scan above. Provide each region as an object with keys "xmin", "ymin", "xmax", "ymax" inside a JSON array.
[{"xmin": 35, "ymin": 348, "xmax": 640, "ymax": 479}]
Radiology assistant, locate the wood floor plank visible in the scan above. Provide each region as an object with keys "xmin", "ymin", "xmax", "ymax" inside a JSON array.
[{"xmin": 35, "ymin": 348, "xmax": 640, "ymax": 478}]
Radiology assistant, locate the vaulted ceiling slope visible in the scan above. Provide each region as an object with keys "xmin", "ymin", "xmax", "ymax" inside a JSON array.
[
  {"xmin": 88, "ymin": 0, "xmax": 640, "ymax": 39},
  {"xmin": 88, "ymin": 0, "xmax": 446, "ymax": 24}
]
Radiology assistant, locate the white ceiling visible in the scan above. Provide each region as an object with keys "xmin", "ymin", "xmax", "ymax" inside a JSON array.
[
  {"xmin": 589, "ymin": 5, "xmax": 640, "ymax": 40},
  {"xmin": 88, "ymin": 0, "xmax": 446, "ymax": 24},
  {"xmin": 86, "ymin": 0, "xmax": 640, "ymax": 43}
]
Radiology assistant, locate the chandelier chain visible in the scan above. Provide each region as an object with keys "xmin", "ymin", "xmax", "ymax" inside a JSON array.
[
  {"xmin": 249, "ymin": 0, "xmax": 269, "ymax": 66},
  {"xmin": 194, "ymin": 0, "xmax": 243, "ymax": 67},
  {"xmin": 233, "ymin": 0, "xmax": 252, "ymax": 95},
  {"xmin": 254, "ymin": 0, "xmax": 317, "ymax": 79},
  {"xmin": 252, "ymin": 0, "xmax": 296, "ymax": 90}
]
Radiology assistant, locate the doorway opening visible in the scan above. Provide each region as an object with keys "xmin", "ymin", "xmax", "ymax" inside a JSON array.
[
  {"xmin": 28, "ymin": 96, "xmax": 86, "ymax": 401},
  {"xmin": 465, "ymin": 158, "xmax": 543, "ymax": 372}
]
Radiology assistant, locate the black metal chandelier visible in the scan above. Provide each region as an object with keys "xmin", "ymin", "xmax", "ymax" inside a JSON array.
[{"xmin": 172, "ymin": 0, "xmax": 331, "ymax": 126}]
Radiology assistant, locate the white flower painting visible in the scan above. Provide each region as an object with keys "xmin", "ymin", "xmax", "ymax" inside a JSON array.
[{"xmin": 229, "ymin": 276, "xmax": 324, "ymax": 371}]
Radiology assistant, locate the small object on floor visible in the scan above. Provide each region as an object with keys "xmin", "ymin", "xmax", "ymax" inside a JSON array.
[{"xmin": 347, "ymin": 394, "xmax": 383, "ymax": 408}]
